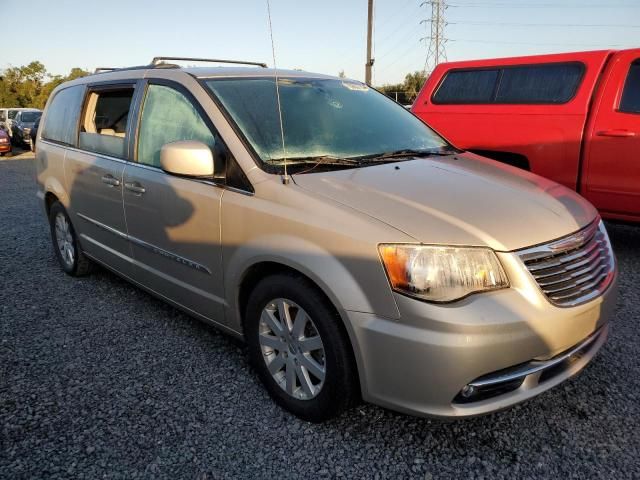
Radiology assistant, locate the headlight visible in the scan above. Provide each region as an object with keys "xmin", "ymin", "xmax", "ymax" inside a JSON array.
[{"xmin": 378, "ymin": 244, "xmax": 509, "ymax": 302}]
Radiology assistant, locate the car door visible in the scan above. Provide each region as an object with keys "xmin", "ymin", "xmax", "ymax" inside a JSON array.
[
  {"xmin": 122, "ymin": 80, "xmax": 226, "ymax": 324},
  {"xmin": 64, "ymin": 81, "xmax": 140, "ymax": 277},
  {"xmin": 583, "ymin": 50, "xmax": 640, "ymax": 218}
]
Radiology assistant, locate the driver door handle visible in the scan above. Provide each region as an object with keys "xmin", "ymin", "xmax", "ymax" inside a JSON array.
[
  {"xmin": 124, "ymin": 182, "xmax": 146, "ymax": 195},
  {"xmin": 596, "ymin": 129, "xmax": 637, "ymax": 138},
  {"xmin": 101, "ymin": 174, "xmax": 120, "ymax": 187}
]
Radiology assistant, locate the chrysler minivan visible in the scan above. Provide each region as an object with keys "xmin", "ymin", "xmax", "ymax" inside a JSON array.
[{"xmin": 36, "ymin": 58, "xmax": 618, "ymax": 422}]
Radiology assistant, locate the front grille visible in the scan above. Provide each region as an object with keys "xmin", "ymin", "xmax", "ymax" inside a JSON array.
[{"xmin": 517, "ymin": 220, "xmax": 615, "ymax": 307}]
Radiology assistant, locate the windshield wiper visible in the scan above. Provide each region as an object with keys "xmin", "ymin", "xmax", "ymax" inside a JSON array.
[
  {"xmin": 265, "ymin": 155, "xmax": 361, "ymax": 167},
  {"xmin": 355, "ymin": 148, "xmax": 457, "ymax": 162}
]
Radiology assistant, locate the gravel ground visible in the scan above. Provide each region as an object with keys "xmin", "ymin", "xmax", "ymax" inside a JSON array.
[{"xmin": 1, "ymin": 156, "xmax": 639, "ymax": 479}]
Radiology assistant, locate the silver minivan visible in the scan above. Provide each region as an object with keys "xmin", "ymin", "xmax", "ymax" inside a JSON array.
[{"xmin": 36, "ymin": 58, "xmax": 618, "ymax": 422}]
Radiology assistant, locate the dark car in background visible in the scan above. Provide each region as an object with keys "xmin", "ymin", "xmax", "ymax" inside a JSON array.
[
  {"xmin": 30, "ymin": 116, "xmax": 41, "ymax": 152},
  {"xmin": 11, "ymin": 110, "xmax": 42, "ymax": 148}
]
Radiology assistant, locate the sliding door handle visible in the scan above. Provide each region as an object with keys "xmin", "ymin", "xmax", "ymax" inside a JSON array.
[
  {"xmin": 101, "ymin": 174, "xmax": 120, "ymax": 187},
  {"xmin": 124, "ymin": 182, "xmax": 146, "ymax": 195}
]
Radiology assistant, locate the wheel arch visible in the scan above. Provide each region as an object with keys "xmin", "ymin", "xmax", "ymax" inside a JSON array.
[
  {"xmin": 42, "ymin": 177, "xmax": 71, "ymax": 213},
  {"xmin": 233, "ymin": 257, "xmax": 368, "ymax": 396},
  {"xmin": 44, "ymin": 191, "xmax": 60, "ymax": 216}
]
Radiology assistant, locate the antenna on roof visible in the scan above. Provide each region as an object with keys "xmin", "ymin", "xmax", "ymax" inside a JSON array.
[{"xmin": 265, "ymin": 0, "xmax": 289, "ymax": 185}]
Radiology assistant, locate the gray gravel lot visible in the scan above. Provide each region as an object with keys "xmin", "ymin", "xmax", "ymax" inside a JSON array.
[{"xmin": 1, "ymin": 155, "xmax": 639, "ymax": 479}]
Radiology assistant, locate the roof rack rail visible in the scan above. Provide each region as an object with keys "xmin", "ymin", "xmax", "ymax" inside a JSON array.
[
  {"xmin": 94, "ymin": 67, "xmax": 118, "ymax": 73},
  {"xmin": 150, "ymin": 56, "xmax": 268, "ymax": 68}
]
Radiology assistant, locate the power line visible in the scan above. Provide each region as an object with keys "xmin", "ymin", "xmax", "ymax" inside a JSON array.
[
  {"xmin": 376, "ymin": 5, "xmax": 423, "ymax": 46},
  {"xmin": 376, "ymin": 23, "xmax": 423, "ymax": 60},
  {"xmin": 449, "ymin": 20, "xmax": 640, "ymax": 28},
  {"xmin": 377, "ymin": 40, "xmax": 424, "ymax": 75},
  {"xmin": 375, "ymin": 0, "xmax": 417, "ymax": 32},
  {"xmin": 449, "ymin": 38, "xmax": 629, "ymax": 47},
  {"xmin": 448, "ymin": 1, "xmax": 639, "ymax": 8}
]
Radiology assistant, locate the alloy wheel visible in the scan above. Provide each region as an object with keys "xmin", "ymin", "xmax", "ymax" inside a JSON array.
[
  {"xmin": 258, "ymin": 298, "xmax": 326, "ymax": 400},
  {"xmin": 54, "ymin": 212, "xmax": 75, "ymax": 268}
]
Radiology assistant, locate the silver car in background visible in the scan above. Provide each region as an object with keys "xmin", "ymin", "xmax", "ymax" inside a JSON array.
[{"xmin": 35, "ymin": 57, "xmax": 617, "ymax": 422}]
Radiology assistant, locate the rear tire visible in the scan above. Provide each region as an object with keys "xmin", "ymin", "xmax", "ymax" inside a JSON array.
[
  {"xmin": 245, "ymin": 273, "xmax": 359, "ymax": 422},
  {"xmin": 49, "ymin": 201, "xmax": 93, "ymax": 276}
]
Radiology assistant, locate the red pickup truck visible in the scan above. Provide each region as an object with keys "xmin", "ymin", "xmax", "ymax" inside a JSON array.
[{"xmin": 412, "ymin": 49, "xmax": 640, "ymax": 223}]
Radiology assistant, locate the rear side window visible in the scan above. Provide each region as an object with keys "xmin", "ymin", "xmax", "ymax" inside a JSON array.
[
  {"xmin": 42, "ymin": 85, "xmax": 84, "ymax": 145},
  {"xmin": 620, "ymin": 60, "xmax": 640, "ymax": 114},
  {"xmin": 0, "ymin": 111, "xmax": 6, "ymax": 122},
  {"xmin": 79, "ymin": 87, "xmax": 135, "ymax": 158},
  {"xmin": 496, "ymin": 63, "xmax": 584, "ymax": 103},
  {"xmin": 432, "ymin": 69, "xmax": 498, "ymax": 104},
  {"xmin": 432, "ymin": 62, "xmax": 584, "ymax": 105}
]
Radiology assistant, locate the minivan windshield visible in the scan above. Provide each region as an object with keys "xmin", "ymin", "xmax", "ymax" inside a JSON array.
[{"xmin": 205, "ymin": 77, "xmax": 452, "ymax": 171}]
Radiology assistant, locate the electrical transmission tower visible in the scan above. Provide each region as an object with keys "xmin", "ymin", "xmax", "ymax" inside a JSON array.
[{"xmin": 421, "ymin": 0, "xmax": 448, "ymax": 76}]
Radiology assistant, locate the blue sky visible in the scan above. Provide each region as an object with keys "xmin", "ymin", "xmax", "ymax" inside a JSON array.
[{"xmin": 3, "ymin": 0, "xmax": 639, "ymax": 85}]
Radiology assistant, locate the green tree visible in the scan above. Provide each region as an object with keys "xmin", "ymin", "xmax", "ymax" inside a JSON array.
[
  {"xmin": 377, "ymin": 71, "xmax": 427, "ymax": 104},
  {"xmin": 0, "ymin": 62, "xmax": 90, "ymax": 108}
]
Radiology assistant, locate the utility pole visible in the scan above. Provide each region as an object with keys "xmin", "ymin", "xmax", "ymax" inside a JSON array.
[
  {"xmin": 365, "ymin": 0, "xmax": 374, "ymax": 85},
  {"xmin": 421, "ymin": 0, "xmax": 447, "ymax": 76}
]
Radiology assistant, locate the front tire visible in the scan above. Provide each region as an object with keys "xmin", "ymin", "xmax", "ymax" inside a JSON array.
[
  {"xmin": 49, "ymin": 202, "xmax": 93, "ymax": 276},
  {"xmin": 245, "ymin": 273, "xmax": 359, "ymax": 422}
]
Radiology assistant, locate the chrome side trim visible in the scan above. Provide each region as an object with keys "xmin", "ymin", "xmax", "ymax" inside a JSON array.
[
  {"xmin": 76, "ymin": 212, "xmax": 212, "ymax": 275},
  {"xmin": 77, "ymin": 212, "xmax": 128, "ymax": 239},
  {"xmin": 128, "ymin": 235, "xmax": 213, "ymax": 275},
  {"xmin": 469, "ymin": 326, "xmax": 604, "ymax": 389}
]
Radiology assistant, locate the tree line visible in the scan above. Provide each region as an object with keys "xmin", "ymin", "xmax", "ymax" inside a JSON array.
[
  {"xmin": 1, "ymin": 60, "xmax": 427, "ymax": 110},
  {"xmin": 377, "ymin": 71, "xmax": 427, "ymax": 105},
  {"xmin": 0, "ymin": 61, "xmax": 90, "ymax": 109}
]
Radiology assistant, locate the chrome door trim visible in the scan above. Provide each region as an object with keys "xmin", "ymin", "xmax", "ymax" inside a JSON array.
[
  {"xmin": 77, "ymin": 212, "xmax": 128, "ymax": 239},
  {"xmin": 128, "ymin": 235, "xmax": 212, "ymax": 275},
  {"xmin": 76, "ymin": 212, "xmax": 212, "ymax": 275}
]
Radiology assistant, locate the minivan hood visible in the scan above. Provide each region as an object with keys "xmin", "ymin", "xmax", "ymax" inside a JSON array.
[{"xmin": 292, "ymin": 153, "xmax": 597, "ymax": 251}]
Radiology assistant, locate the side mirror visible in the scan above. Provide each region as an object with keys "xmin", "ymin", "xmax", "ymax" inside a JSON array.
[{"xmin": 160, "ymin": 140, "xmax": 214, "ymax": 178}]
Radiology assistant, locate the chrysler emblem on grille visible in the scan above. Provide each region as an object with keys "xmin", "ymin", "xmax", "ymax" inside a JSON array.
[{"xmin": 548, "ymin": 224, "xmax": 596, "ymax": 254}]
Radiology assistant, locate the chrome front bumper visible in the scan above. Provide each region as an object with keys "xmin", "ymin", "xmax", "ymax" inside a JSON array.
[{"xmin": 454, "ymin": 324, "xmax": 607, "ymax": 405}]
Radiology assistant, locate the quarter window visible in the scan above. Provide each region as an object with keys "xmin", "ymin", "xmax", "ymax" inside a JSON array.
[
  {"xmin": 432, "ymin": 69, "xmax": 499, "ymax": 104},
  {"xmin": 620, "ymin": 60, "xmax": 640, "ymax": 114},
  {"xmin": 137, "ymin": 84, "xmax": 215, "ymax": 168},
  {"xmin": 79, "ymin": 87, "xmax": 135, "ymax": 158},
  {"xmin": 41, "ymin": 85, "xmax": 85, "ymax": 145}
]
